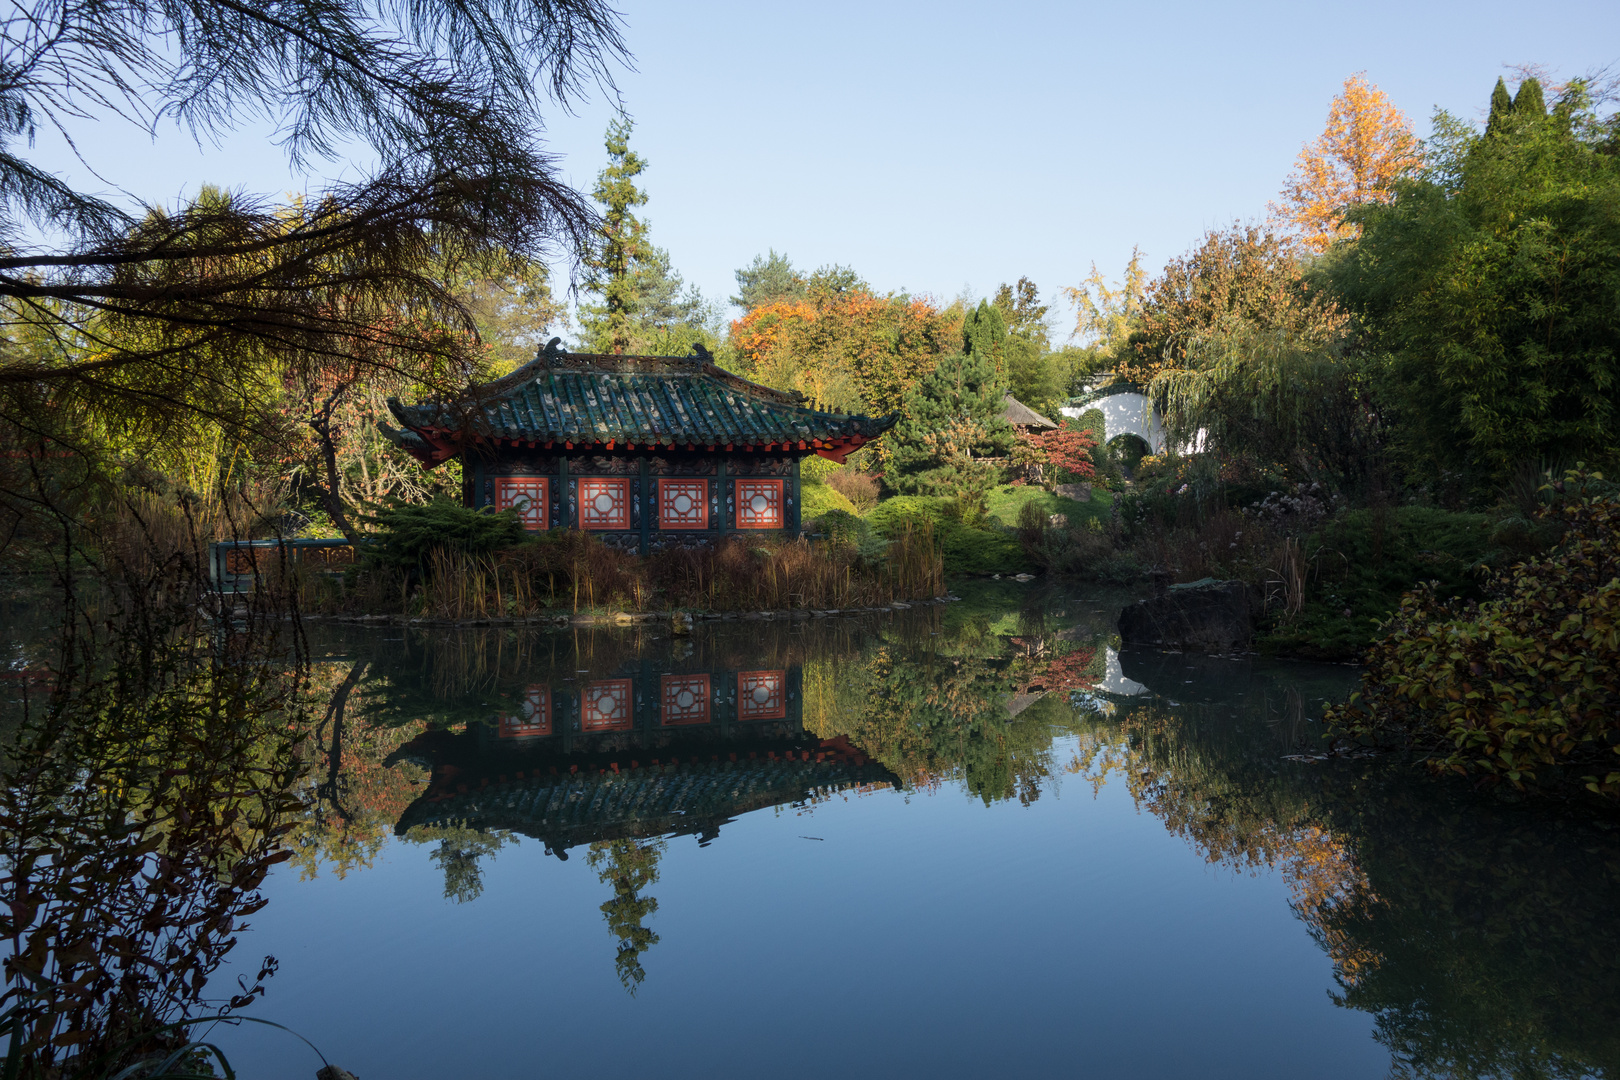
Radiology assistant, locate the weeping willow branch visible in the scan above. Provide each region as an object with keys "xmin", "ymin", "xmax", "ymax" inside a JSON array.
[{"xmin": 1148, "ymin": 317, "xmax": 1361, "ymax": 473}]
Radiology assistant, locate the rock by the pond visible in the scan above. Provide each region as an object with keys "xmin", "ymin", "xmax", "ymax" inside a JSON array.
[
  {"xmin": 1054, "ymin": 482, "xmax": 1092, "ymax": 502},
  {"xmin": 670, "ymin": 611, "xmax": 693, "ymax": 636},
  {"xmin": 1117, "ymin": 579, "xmax": 1253, "ymax": 653}
]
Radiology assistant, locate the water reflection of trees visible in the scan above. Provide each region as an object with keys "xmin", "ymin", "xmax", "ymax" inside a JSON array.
[
  {"xmin": 1308, "ymin": 768, "xmax": 1620, "ymax": 1079},
  {"xmin": 585, "ymin": 839, "xmax": 665, "ymax": 994},
  {"xmin": 1067, "ymin": 673, "xmax": 1620, "ymax": 1080},
  {"xmin": 800, "ymin": 595, "xmax": 1108, "ymax": 804},
  {"xmin": 286, "ymin": 600, "xmax": 1620, "ymax": 1076},
  {"xmin": 0, "ymin": 581, "xmax": 310, "ymax": 1075}
]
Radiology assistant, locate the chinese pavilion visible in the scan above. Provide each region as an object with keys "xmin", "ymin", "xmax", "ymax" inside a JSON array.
[{"xmin": 382, "ymin": 340, "xmax": 898, "ymax": 553}]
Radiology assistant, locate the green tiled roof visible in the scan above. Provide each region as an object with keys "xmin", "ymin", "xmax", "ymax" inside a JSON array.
[
  {"xmin": 395, "ymin": 755, "xmax": 897, "ymax": 853},
  {"xmin": 387, "ymin": 348, "xmax": 897, "ymax": 449}
]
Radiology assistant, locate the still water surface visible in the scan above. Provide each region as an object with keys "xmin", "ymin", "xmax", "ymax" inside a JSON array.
[{"xmin": 204, "ymin": 584, "xmax": 1617, "ymax": 1079}]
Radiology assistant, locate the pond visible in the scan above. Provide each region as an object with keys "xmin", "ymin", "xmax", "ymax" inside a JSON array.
[{"xmin": 9, "ymin": 582, "xmax": 1620, "ymax": 1078}]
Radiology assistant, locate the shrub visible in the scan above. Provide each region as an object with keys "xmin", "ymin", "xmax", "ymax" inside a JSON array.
[
  {"xmin": 1258, "ymin": 506, "xmax": 1494, "ymax": 660},
  {"xmin": 802, "ymin": 480, "xmax": 858, "ymax": 520},
  {"xmin": 362, "ymin": 496, "xmax": 526, "ymax": 577},
  {"xmin": 1325, "ymin": 474, "xmax": 1620, "ymax": 801},
  {"xmin": 826, "ymin": 468, "xmax": 880, "ymax": 512}
]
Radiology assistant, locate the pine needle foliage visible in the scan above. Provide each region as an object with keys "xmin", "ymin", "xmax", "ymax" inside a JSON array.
[
  {"xmin": 362, "ymin": 496, "xmax": 526, "ymax": 578},
  {"xmin": 0, "ymin": 0, "xmax": 627, "ymax": 475}
]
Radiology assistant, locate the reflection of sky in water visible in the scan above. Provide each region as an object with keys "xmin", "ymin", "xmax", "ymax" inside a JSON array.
[{"xmin": 209, "ymin": 593, "xmax": 1619, "ymax": 1080}]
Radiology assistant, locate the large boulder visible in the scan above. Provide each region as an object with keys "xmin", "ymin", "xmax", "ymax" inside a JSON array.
[{"xmin": 1117, "ymin": 578, "xmax": 1253, "ymax": 653}]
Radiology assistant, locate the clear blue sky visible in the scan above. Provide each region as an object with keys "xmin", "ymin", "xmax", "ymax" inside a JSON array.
[{"xmin": 26, "ymin": 0, "xmax": 1620, "ymax": 335}]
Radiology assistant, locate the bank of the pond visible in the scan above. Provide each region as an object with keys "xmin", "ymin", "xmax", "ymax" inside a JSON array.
[{"xmin": 286, "ymin": 593, "xmax": 961, "ymax": 629}]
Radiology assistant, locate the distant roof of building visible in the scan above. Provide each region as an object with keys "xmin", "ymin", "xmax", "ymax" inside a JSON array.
[
  {"xmin": 1002, "ymin": 393, "xmax": 1058, "ymax": 430},
  {"xmin": 384, "ymin": 341, "xmax": 898, "ymax": 466}
]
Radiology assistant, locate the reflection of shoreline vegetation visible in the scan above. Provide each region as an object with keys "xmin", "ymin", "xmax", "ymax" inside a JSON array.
[
  {"xmin": 239, "ymin": 581, "xmax": 1619, "ymax": 1076},
  {"xmin": 586, "ymin": 839, "xmax": 664, "ymax": 994},
  {"xmin": 1070, "ymin": 688, "xmax": 1620, "ymax": 1078},
  {"xmin": 0, "ymin": 558, "xmax": 312, "ymax": 1075}
]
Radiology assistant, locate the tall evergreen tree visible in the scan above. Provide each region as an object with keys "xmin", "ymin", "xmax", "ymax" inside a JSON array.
[
  {"xmin": 731, "ymin": 250, "xmax": 806, "ymax": 311},
  {"xmin": 885, "ymin": 349, "xmax": 1013, "ymax": 498},
  {"xmin": 1486, "ymin": 77, "xmax": 1514, "ymax": 136},
  {"xmin": 1513, "ymin": 77, "xmax": 1546, "ymax": 119},
  {"xmin": 579, "ymin": 117, "xmax": 649, "ymax": 354},
  {"xmin": 962, "ymin": 300, "xmax": 1008, "ymax": 374}
]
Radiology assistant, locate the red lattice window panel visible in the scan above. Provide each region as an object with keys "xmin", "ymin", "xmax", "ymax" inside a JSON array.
[
  {"xmin": 581, "ymin": 678, "xmax": 634, "ymax": 731},
  {"xmin": 736, "ymin": 479, "xmax": 784, "ymax": 529},
  {"xmin": 579, "ymin": 478, "xmax": 631, "ymax": 530},
  {"xmin": 658, "ymin": 479, "xmax": 708, "ymax": 530},
  {"xmin": 499, "ymin": 685, "xmax": 552, "ymax": 738},
  {"xmin": 738, "ymin": 669, "xmax": 787, "ymax": 720},
  {"xmin": 660, "ymin": 674, "xmax": 711, "ymax": 726},
  {"xmin": 493, "ymin": 477, "xmax": 549, "ymax": 529}
]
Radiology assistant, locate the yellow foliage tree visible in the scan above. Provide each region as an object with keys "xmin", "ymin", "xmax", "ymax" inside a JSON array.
[
  {"xmin": 1063, "ymin": 246, "xmax": 1147, "ymax": 353},
  {"xmin": 1272, "ymin": 73, "xmax": 1423, "ymax": 252}
]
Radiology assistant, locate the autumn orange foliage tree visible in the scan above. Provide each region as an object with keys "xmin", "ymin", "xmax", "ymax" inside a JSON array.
[
  {"xmin": 1272, "ymin": 73, "xmax": 1423, "ymax": 253},
  {"xmin": 729, "ymin": 290, "xmax": 962, "ymax": 424}
]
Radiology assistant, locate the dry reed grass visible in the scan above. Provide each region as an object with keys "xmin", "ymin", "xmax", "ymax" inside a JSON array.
[
  {"xmin": 293, "ymin": 521, "xmax": 945, "ymax": 619},
  {"xmin": 1125, "ymin": 508, "xmax": 1327, "ymax": 620}
]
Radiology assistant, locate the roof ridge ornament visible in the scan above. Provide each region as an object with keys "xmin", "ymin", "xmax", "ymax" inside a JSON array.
[{"xmin": 538, "ymin": 336, "xmax": 567, "ymax": 364}]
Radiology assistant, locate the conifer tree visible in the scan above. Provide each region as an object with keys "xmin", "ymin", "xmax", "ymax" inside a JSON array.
[
  {"xmin": 731, "ymin": 250, "xmax": 806, "ymax": 311},
  {"xmin": 1486, "ymin": 77, "xmax": 1514, "ymax": 136},
  {"xmin": 962, "ymin": 300, "xmax": 1008, "ymax": 373},
  {"xmin": 885, "ymin": 349, "xmax": 1013, "ymax": 499},
  {"xmin": 579, "ymin": 117, "xmax": 649, "ymax": 354},
  {"xmin": 1513, "ymin": 77, "xmax": 1546, "ymax": 118}
]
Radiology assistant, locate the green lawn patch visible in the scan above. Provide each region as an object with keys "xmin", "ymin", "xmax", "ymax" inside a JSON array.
[
  {"xmin": 866, "ymin": 496, "xmax": 1033, "ymax": 576},
  {"xmin": 984, "ymin": 484, "xmax": 1109, "ymax": 530}
]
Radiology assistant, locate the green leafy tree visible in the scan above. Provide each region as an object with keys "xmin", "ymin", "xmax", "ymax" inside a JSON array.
[
  {"xmin": 451, "ymin": 254, "xmax": 567, "ymax": 373},
  {"xmin": 1329, "ymin": 78, "xmax": 1620, "ymax": 489},
  {"xmin": 993, "ymin": 277, "xmax": 1051, "ymax": 350},
  {"xmin": 994, "ymin": 278, "xmax": 1070, "ymax": 416},
  {"xmin": 886, "ymin": 349, "xmax": 1013, "ymax": 502},
  {"xmin": 805, "ymin": 264, "xmax": 869, "ymax": 303},
  {"xmin": 731, "ymin": 249, "xmax": 806, "ymax": 310}
]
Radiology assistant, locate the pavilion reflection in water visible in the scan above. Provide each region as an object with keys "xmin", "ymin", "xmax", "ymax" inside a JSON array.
[{"xmin": 389, "ymin": 660, "xmax": 899, "ymax": 856}]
